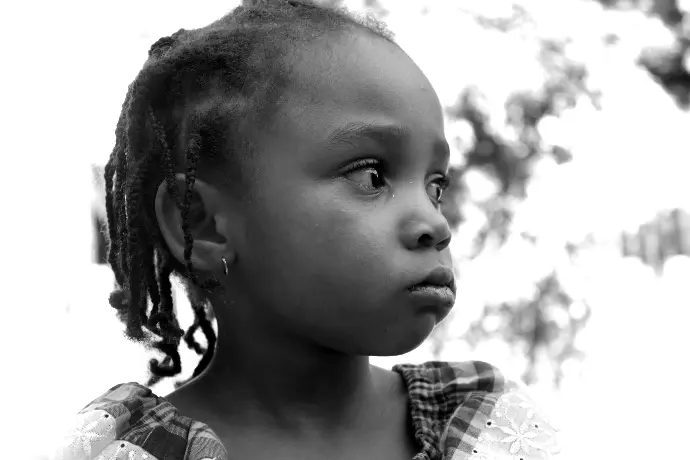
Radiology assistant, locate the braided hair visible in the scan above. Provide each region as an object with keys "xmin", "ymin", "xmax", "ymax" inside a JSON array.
[{"xmin": 104, "ymin": 0, "xmax": 394, "ymax": 387}]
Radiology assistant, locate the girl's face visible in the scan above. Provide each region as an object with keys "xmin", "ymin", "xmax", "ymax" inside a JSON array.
[{"xmin": 230, "ymin": 31, "xmax": 454, "ymax": 356}]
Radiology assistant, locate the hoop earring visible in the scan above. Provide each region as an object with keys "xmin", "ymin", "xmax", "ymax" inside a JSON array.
[{"xmin": 221, "ymin": 256, "xmax": 228, "ymax": 276}]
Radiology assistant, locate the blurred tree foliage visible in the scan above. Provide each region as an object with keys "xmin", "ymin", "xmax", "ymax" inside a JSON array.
[
  {"xmin": 622, "ymin": 207, "xmax": 690, "ymax": 273},
  {"xmin": 442, "ymin": 0, "xmax": 687, "ymax": 387},
  {"xmin": 437, "ymin": 8, "xmax": 596, "ymax": 387},
  {"xmin": 601, "ymin": 0, "xmax": 690, "ymax": 107}
]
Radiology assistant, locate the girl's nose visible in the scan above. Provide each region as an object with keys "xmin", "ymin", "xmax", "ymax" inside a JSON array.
[{"xmin": 399, "ymin": 195, "xmax": 452, "ymax": 252}]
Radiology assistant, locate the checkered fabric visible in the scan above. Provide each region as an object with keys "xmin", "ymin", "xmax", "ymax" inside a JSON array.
[{"xmin": 49, "ymin": 361, "xmax": 560, "ymax": 460}]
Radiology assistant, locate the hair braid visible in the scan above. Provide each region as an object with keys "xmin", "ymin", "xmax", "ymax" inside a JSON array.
[
  {"xmin": 184, "ymin": 317, "xmax": 204, "ymax": 355},
  {"xmin": 146, "ymin": 252, "xmax": 185, "ymax": 383},
  {"xmin": 103, "ymin": 161, "xmax": 122, "ymax": 286},
  {"xmin": 192, "ymin": 305, "xmax": 217, "ymax": 378},
  {"xmin": 103, "ymin": 0, "xmax": 395, "ymax": 387},
  {"xmin": 177, "ymin": 118, "xmax": 221, "ymax": 292}
]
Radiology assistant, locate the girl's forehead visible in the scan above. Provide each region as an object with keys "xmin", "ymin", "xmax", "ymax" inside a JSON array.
[{"xmin": 276, "ymin": 32, "xmax": 444, "ymax": 140}]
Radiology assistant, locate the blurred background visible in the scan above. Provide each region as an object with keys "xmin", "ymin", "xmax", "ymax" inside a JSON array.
[{"xmin": 2, "ymin": 0, "xmax": 690, "ymax": 458}]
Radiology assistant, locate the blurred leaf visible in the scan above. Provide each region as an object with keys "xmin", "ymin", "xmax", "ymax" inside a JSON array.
[{"xmin": 596, "ymin": 0, "xmax": 690, "ymax": 107}]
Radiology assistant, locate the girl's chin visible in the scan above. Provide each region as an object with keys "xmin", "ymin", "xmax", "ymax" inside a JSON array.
[{"xmin": 362, "ymin": 320, "xmax": 438, "ymax": 357}]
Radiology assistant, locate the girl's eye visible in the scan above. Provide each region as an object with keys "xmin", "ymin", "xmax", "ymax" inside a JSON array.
[
  {"xmin": 428, "ymin": 175, "xmax": 450, "ymax": 205},
  {"xmin": 343, "ymin": 160, "xmax": 387, "ymax": 190},
  {"xmin": 342, "ymin": 159, "xmax": 450, "ymax": 204}
]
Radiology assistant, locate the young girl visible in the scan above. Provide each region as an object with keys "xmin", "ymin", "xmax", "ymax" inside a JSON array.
[{"xmin": 50, "ymin": 1, "xmax": 560, "ymax": 459}]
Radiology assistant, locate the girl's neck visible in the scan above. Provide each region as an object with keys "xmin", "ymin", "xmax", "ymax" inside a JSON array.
[
  {"xmin": 203, "ymin": 342, "xmax": 376, "ymax": 431},
  {"xmin": 176, "ymin": 297, "xmax": 402, "ymax": 438}
]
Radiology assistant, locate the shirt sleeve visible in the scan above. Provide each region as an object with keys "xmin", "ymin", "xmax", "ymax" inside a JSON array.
[
  {"xmin": 47, "ymin": 383, "xmax": 161, "ymax": 460},
  {"xmin": 441, "ymin": 382, "xmax": 561, "ymax": 459}
]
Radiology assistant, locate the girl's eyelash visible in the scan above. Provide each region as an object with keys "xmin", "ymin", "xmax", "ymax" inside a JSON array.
[
  {"xmin": 342, "ymin": 158, "xmax": 382, "ymax": 173},
  {"xmin": 436, "ymin": 175, "xmax": 450, "ymax": 191},
  {"xmin": 343, "ymin": 159, "xmax": 449, "ymax": 182},
  {"xmin": 433, "ymin": 175, "xmax": 450, "ymax": 205},
  {"xmin": 341, "ymin": 158, "xmax": 449, "ymax": 194}
]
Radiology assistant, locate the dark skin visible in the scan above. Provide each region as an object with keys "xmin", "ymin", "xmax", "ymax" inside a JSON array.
[{"xmin": 156, "ymin": 29, "xmax": 453, "ymax": 458}]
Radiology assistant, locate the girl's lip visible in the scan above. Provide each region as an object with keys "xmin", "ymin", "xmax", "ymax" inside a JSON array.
[
  {"xmin": 407, "ymin": 284, "xmax": 456, "ymax": 309},
  {"xmin": 408, "ymin": 266, "xmax": 456, "ymax": 295}
]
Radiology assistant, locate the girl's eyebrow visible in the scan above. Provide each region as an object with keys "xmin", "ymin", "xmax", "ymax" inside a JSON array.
[{"xmin": 325, "ymin": 121, "xmax": 450, "ymax": 160}]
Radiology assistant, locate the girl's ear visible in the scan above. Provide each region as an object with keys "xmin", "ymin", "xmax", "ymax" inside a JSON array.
[{"xmin": 154, "ymin": 173, "xmax": 237, "ymax": 272}]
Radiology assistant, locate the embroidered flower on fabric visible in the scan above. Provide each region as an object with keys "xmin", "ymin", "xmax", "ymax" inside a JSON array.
[
  {"xmin": 63, "ymin": 415, "xmax": 114, "ymax": 459},
  {"xmin": 445, "ymin": 387, "xmax": 562, "ymax": 459},
  {"xmin": 67, "ymin": 421, "xmax": 102, "ymax": 457},
  {"xmin": 497, "ymin": 415, "xmax": 540, "ymax": 456}
]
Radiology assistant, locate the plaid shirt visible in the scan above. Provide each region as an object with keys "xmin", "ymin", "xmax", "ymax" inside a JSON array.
[{"xmin": 49, "ymin": 361, "xmax": 560, "ymax": 460}]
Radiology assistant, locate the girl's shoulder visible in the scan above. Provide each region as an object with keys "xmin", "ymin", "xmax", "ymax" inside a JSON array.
[
  {"xmin": 393, "ymin": 360, "xmax": 562, "ymax": 459},
  {"xmin": 47, "ymin": 382, "xmax": 227, "ymax": 460}
]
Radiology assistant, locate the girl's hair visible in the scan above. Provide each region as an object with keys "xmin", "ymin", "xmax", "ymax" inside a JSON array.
[{"xmin": 104, "ymin": 0, "xmax": 394, "ymax": 387}]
